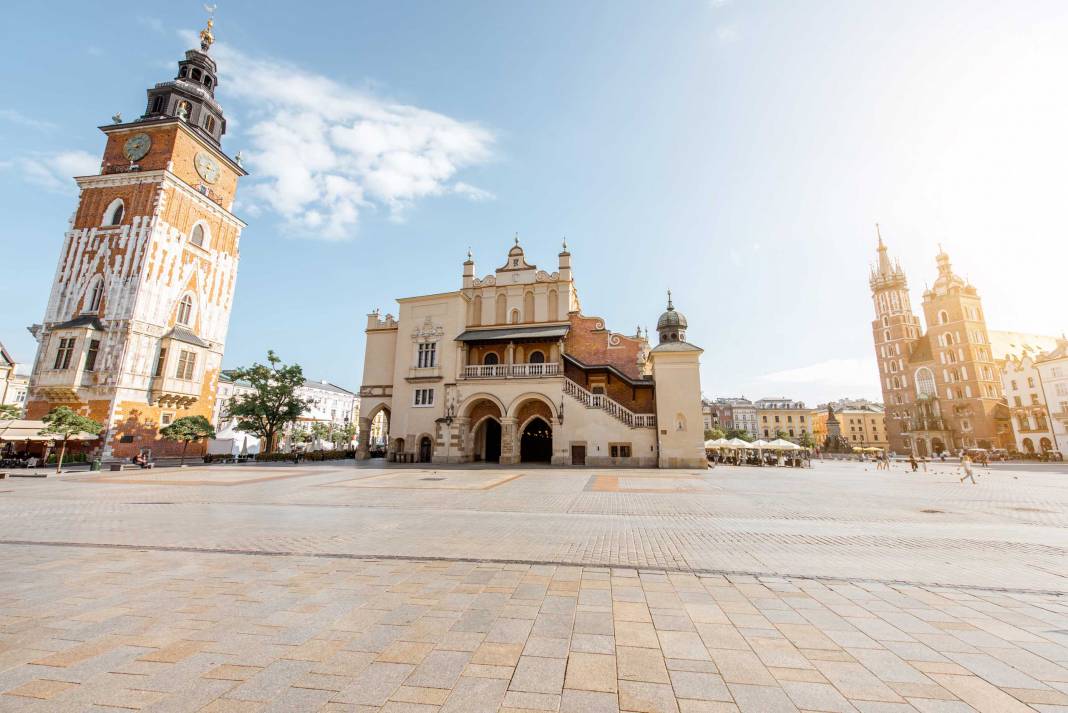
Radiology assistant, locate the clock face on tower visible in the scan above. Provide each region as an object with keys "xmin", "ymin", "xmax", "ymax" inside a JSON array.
[
  {"xmin": 123, "ymin": 133, "xmax": 152, "ymax": 161},
  {"xmin": 194, "ymin": 151, "xmax": 220, "ymax": 184}
]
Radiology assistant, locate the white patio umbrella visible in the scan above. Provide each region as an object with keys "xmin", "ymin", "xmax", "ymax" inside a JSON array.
[{"xmin": 769, "ymin": 438, "xmax": 801, "ymax": 450}]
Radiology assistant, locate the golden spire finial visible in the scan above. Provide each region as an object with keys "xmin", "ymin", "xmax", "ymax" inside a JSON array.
[{"xmin": 200, "ymin": 4, "xmax": 217, "ymax": 52}]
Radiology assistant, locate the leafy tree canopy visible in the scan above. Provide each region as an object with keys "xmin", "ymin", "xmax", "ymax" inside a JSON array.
[{"xmin": 227, "ymin": 351, "xmax": 310, "ymax": 453}]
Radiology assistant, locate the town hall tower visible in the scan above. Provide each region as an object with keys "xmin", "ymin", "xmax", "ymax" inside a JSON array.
[{"xmin": 25, "ymin": 16, "xmax": 247, "ymax": 461}]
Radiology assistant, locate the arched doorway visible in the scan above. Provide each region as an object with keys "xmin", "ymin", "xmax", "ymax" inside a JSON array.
[
  {"xmin": 1040, "ymin": 437, "xmax": 1052, "ymax": 452},
  {"xmin": 1023, "ymin": 438, "xmax": 1035, "ymax": 454},
  {"xmin": 520, "ymin": 417, "xmax": 552, "ymax": 463},
  {"xmin": 391, "ymin": 437, "xmax": 405, "ymax": 461},
  {"xmin": 419, "ymin": 436, "xmax": 432, "ymax": 463},
  {"xmin": 474, "ymin": 419, "xmax": 502, "ymax": 462},
  {"xmin": 931, "ymin": 437, "xmax": 945, "ymax": 455},
  {"xmin": 916, "ymin": 438, "xmax": 928, "ymax": 457}
]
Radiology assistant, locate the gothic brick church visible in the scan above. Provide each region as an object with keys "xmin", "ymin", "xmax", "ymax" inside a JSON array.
[{"xmin": 870, "ymin": 230, "xmax": 1011, "ymax": 456}]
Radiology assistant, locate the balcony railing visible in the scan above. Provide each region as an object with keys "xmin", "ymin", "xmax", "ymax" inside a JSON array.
[{"xmin": 461, "ymin": 362, "xmax": 560, "ymax": 379}]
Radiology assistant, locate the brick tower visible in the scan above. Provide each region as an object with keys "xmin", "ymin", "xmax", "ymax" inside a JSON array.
[
  {"xmin": 25, "ymin": 15, "xmax": 247, "ymax": 461},
  {"xmin": 870, "ymin": 230, "xmax": 1010, "ymax": 456},
  {"xmin": 869, "ymin": 226, "xmax": 922, "ymax": 454}
]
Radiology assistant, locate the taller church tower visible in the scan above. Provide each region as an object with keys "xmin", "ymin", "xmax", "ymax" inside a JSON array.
[
  {"xmin": 26, "ymin": 16, "xmax": 247, "ymax": 461},
  {"xmin": 869, "ymin": 227, "xmax": 922, "ymax": 453}
]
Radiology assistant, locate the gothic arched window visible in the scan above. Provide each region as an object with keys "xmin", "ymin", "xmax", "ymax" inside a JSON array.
[
  {"xmin": 529, "ymin": 351, "xmax": 545, "ymax": 364},
  {"xmin": 483, "ymin": 352, "xmax": 499, "ymax": 366},
  {"xmin": 190, "ymin": 223, "xmax": 207, "ymax": 248},
  {"xmin": 86, "ymin": 277, "xmax": 103, "ymax": 313},
  {"xmin": 176, "ymin": 295, "xmax": 194, "ymax": 326},
  {"xmin": 915, "ymin": 367, "xmax": 936, "ymax": 397}
]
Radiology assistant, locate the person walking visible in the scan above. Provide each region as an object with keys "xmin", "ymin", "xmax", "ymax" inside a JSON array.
[
  {"xmin": 909, "ymin": 454, "xmax": 918, "ymax": 472},
  {"xmin": 959, "ymin": 453, "xmax": 977, "ymax": 484}
]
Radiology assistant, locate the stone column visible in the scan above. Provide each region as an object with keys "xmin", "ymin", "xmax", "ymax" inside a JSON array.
[
  {"xmin": 551, "ymin": 418, "xmax": 568, "ymax": 465},
  {"xmin": 500, "ymin": 417, "xmax": 518, "ymax": 464},
  {"xmin": 356, "ymin": 416, "xmax": 371, "ymax": 460},
  {"xmin": 455, "ymin": 417, "xmax": 471, "ymax": 463}
]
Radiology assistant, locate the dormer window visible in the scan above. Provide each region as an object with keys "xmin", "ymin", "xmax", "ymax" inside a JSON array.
[
  {"xmin": 103, "ymin": 199, "xmax": 124, "ymax": 226},
  {"xmin": 151, "ymin": 95, "xmax": 165, "ymax": 114},
  {"xmin": 176, "ymin": 295, "xmax": 193, "ymax": 326}
]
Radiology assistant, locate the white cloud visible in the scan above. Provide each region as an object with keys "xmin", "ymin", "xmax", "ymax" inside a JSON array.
[
  {"xmin": 761, "ymin": 357, "xmax": 878, "ymax": 386},
  {"xmin": 754, "ymin": 357, "xmax": 880, "ymax": 400},
  {"xmin": 453, "ymin": 181, "xmax": 496, "ymax": 202},
  {"xmin": 201, "ymin": 38, "xmax": 496, "ymax": 240},
  {"xmin": 3, "ymin": 150, "xmax": 99, "ymax": 192},
  {"xmin": 0, "ymin": 109, "xmax": 57, "ymax": 131}
]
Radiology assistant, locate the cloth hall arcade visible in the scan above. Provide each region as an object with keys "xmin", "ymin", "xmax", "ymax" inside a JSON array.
[{"xmin": 357, "ymin": 240, "xmax": 706, "ymax": 468}]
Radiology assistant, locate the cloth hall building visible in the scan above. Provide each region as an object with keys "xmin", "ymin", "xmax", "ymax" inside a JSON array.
[{"xmin": 357, "ymin": 240, "xmax": 706, "ymax": 468}]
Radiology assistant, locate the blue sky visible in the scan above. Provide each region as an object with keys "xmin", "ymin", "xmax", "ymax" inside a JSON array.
[{"xmin": 2, "ymin": 1, "xmax": 1066, "ymax": 405}]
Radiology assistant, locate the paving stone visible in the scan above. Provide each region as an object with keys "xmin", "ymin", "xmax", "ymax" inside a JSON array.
[
  {"xmin": 404, "ymin": 649, "xmax": 470, "ymax": 689},
  {"xmin": 668, "ymin": 670, "xmax": 731, "ymax": 702},
  {"xmin": 564, "ymin": 652, "xmax": 617, "ymax": 693},
  {"xmin": 510, "ymin": 656, "xmax": 566, "ymax": 694},
  {"xmin": 561, "ymin": 688, "xmax": 620, "ymax": 713},
  {"xmin": 618, "ymin": 680, "xmax": 681, "ymax": 713},
  {"xmin": 779, "ymin": 680, "xmax": 857, "ymax": 712},
  {"xmin": 618, "ymin": 646, "xmax": 671, "ymax": 683},
  {"xmin": 440, "ymin": 676, "xmax": 509, "ymax": 713}
]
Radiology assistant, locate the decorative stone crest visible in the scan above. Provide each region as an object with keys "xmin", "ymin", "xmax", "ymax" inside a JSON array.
[{"xmin": 411, "ymin": 315, "xmax": 444, "ymax": 340}]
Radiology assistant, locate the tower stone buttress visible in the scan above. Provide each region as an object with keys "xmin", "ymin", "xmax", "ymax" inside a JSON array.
[
  {"xmin": 25, "ymin": 18, "xmax": 247, "ymax": 461},
  {"xmin": 869, "ymin": 228, "xmax": 921, "ymax": 454}
]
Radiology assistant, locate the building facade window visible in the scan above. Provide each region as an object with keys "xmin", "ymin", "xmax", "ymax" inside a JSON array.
[
  {"xmin": 84, "ymin": 339, "xmax": 100, "ymax": 372},
  {"xmin": 53, "ymin": 338, "xmax": 76, "ymax": 369},
  {"xmin": 153, "ymin": 348, "xmax": 167, "ymax": 377},
  {"xmin": 103, "ymin": 199, "xmax": 124, "ymax": 226},
  {"xmin": 190, "ymin": 224, "xmax": 207, "ymax": 248},
  {"xmin": 915, "ymin": 367, "xmax": 936, "ymax": 397},
  {"xmin": 416, "ymin": 342, "xmax": 437, "ymax": 368},
  {"xmin": 413, "ymin": 388, "xmax": 434, "ymax": 406},
  {"xmin": 610, "ymin": 443, "xmax": 631, "ymax": 458},
  {"xmin": 86, "ymin": 278, "xmax": 103, "ymax": 313},
  {"xmin": 175, "ymin": 350, "xmax": 196, "ymax": 380},
  {"xmin": 176, "ymin": 295, "xmax": 193, "ymax": 325}
]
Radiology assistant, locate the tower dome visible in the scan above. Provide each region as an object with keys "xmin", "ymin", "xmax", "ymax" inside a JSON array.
[{"xmin": 656, "ymin": 290, "xmax": 687, "ymax": 343}]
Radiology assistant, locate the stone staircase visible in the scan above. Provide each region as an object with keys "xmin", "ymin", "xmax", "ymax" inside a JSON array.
[{"xmin": 563, "ymin": 377, "xmax": 656, "ymax": 429}]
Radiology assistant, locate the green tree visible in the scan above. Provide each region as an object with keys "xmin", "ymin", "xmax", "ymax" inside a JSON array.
[
  {"xmin": 797, "ymin": 432, "xmax": 814, "ymax": 448},
  {"xmin": 0, "ymin": 404, "xmax": 21, "ymax": 420},
  {"xmin": 333, "ymin": 422, "xmax": 357, "ymax": 449},
  {"xmin": 159, "ymin": 415, "xmax": 215, "ymax": 465},
  {"xmin": 40, "ymin": 406, "xmax": 103, "ymax": 474},
  {"xmin": 309, "ymin": 421, "xmax": 332, "ymax": 450},
  {"xmin": 775, "ymin": 430, "xmax": 791, "ymax": 441},
  {"xmin": 227, "ymin": 351, "xmax": 310, "ymax": 454},
  {"xmin": 724, "ymin": 428, "xmax": 753, "ymax": 442},
  {"xmin": 704, "ymin": 427, "xmax": 725, "ymax": 441}
]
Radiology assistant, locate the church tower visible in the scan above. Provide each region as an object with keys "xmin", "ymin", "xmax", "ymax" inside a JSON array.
[
  {"xmin": 918, "ymin": 248, "xmax": 1006, "ymax": 449},
  {"xmin": 869, "ymin": 227, "xmax": 922, "ymax": 454},
  {"xmin": 25, "ymin": 15, "xmax": 247, "ymax": 461}
]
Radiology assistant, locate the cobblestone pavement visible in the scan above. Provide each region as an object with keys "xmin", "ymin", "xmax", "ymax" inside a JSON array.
[
  {"xmin": 0, "ymin": 461, "xmax": 1065, "ymax": 591},
  {"xmin": 1, "ymin": 461, "xmax": 1067, "ymax": 711}
]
